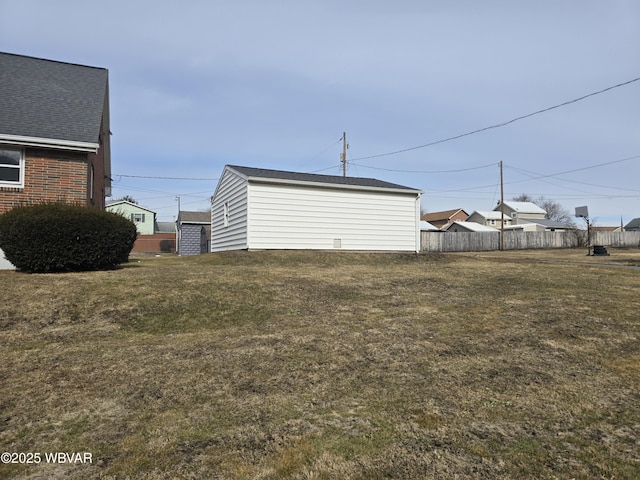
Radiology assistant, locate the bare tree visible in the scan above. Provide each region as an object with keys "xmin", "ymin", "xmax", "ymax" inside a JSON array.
[{"xmin": 117, "ymin": 195, "xmax": 138, "ymax": 204}]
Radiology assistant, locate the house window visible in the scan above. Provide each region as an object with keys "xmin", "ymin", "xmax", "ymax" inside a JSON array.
[
  {"xmin": 0, "ymin": 148, "xmax": 24, "ymax": 187},
  {"xmin": 223, "ymin": 202, "xmax": 230, "ymax": 227},
  {"xmin": 130, "ymin": 213, "xmax": 145, "ymax": 223}
]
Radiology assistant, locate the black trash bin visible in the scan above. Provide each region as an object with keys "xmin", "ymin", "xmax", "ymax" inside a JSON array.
[{"xmin": 592, "ymin": 245, "xmax": 610, "ymax": 256}]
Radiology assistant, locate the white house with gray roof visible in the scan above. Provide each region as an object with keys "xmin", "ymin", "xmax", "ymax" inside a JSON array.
[
  {"xmin": 211, "ymin": 165, "xmax": 423, "ymax": 252},
  {"xmin": 495, "ymin": 201, "xmax": 547, "ymax": 222},
  {"xmin": 466, "ymin": 210, "xmax": 512, "ymax": 229}
]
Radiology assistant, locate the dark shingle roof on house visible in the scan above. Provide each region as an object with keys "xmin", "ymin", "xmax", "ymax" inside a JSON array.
[
  {"xmin": 227, "ymin": 165, "xmax": 422, "ymax": 192},
  {"xmin": 0, "ymin": 52, "xmax": 108, "ymax": 146},
  {"xmin": 624, "ymin": 218, "xmax": 640, "ymax": 229}
]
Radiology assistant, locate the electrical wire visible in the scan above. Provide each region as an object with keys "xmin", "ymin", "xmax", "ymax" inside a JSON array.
[
  {"xmin": 418, "ymin": 154, "xmax": 640, "ymax": 196},
  {"xmin": 116, "ymin": 174, "xmax": 218, "ymax": 181},
  {"xmin": 507, "ymin": 164, "xmax": 640, "ymax": 193},
  {"xmin": 352, "ymin": 76, "xmax": 640, "ymax": 161},
  {"xmin": 508, "ymin": 154, "xmax": 640, "ymax": 179},
  {"xmin": 296, "ymin": 136, "xmax": 343, "ymax": 170},
  {"xmin": 349, "ymin": 161, "xmax": 498, "ymax": 174}
]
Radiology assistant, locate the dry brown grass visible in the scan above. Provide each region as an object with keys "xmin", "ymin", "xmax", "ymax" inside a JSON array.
[{"xmin": 1, "ymin": 249, "xmax": 639, "ymax": 479}]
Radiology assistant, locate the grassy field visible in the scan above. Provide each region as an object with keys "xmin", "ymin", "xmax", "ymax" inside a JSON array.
[{"xmin": 1, "ymin": 249, "xmax": 639, "ymax": 479}]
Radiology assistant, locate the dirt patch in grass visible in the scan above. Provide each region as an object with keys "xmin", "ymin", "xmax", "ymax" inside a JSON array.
[{"xmin": 1, "ymin": 249, "xmax": 638, "ymax": 478}]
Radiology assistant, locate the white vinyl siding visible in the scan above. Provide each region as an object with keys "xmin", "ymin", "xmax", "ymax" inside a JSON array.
[
  {"xmin": 211, "ymin": 169, "xmax": 248, "ymax": 251},
  {"xmin": 105, "ymin": 201, "xmax": 155, "ymax": 235},
  {"xmin": 247, "ymin": 183, "xmax": 419, "ymax": 251}
]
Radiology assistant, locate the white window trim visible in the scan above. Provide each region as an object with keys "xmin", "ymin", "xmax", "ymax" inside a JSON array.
[
  {"xmin": 0, "ymin": 147, "xmax": 25, "ymax": 188},
  {"xmin": 130, "ymin": 212, "xmax": 146, "ymax": 223}
]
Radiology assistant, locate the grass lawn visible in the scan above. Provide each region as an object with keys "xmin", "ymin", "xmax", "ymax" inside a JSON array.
[{"xmin": 1, "ymin": 249, "xmax": 639, "ymax": 479}]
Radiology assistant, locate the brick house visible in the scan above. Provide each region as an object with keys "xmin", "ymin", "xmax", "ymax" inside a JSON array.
[
  {"xmin": 0, "ymin": 52, "xmax": 111, "ymax": 214},
  {"xmin": 421, "ymin": 208, "xmax": 469, "ymax": 230}
]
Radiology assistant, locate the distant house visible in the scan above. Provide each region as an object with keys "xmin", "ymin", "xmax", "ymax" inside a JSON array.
[
  {"xmin": 421, "ymin": 208, "xmax": 468, "ymax": 230},
  {"xmin": 517, "ymin": 218, "xmax": 574, "ymax": 232},
  {"xmin": 495, "ymin": 201, "xmax": 546, "ymax": 222},
  {"xmin": 211, "ymin": 165, "xmax": 423, "ymax": 252},
  {"xmin": 466, "ymin": 210, "xmax": 512, "ymax": 229},
  {"xmin": 445, "ymin": 221, "xmax": 499, "ymax": 233},
  {"xmin": 0, "ymin": 52, "xmax": 111, "ymax": 212},
  {"xmin": 624, "ymin": 218, "xmax": 640, "ymax": 232},
  {"xmin": 177, "ymin": 211, "xmax": 211, "ymax": 256},
  {"xmin": 106, "ymin": 200, "xmax": 156, "ymax": 235}
]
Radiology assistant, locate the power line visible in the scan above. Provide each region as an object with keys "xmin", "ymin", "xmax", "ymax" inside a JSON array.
[
  {"xmin": 349, "ymin": 161, "xmax": 497, "ymax": 174},
  {"xmin": 352, "ymin": 76, "xmax": 640, "ymax": 161},
  {"xmin": 506, "ymin": 154, "xmax": 640, "ymax": 181},
  {"xmin": 307, "ymin": 164, "xmax": 343, "ymax": 174},
  {"xmin": 116, "ymin": 174, "xmax": 218, "ymax": 181},
  {"xmin": 296, "ymin": 136, "xmax": 343, "ymax": 170},
  {"xmin": 419, "ymin": 154, "xmax": 640, "ymax": 195},
  {"xmin": 507, "ymin": 164, "xmax": 640, "ymax": 193}
]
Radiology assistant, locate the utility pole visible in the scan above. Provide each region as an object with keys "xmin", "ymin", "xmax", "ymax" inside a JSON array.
[
  {"xmin": 341, "ymin": 132, "xmax": 348, "ymax": 177},
  {"xmin": 499, "ymin": 161, "xmax": 505, "ymax": 251},
  {"xmin": 175, "ymin": 195, "xmax": 181, "ymax": 254}
]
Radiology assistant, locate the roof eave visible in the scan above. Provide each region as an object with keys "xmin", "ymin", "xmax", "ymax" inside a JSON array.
[
  {"xmin": 0, "ymin": 134, "xmax": 99, "ymax": 153},
  {"xmin": 247, "ymin": 176, "xmax": 423, "ymax": 195}
]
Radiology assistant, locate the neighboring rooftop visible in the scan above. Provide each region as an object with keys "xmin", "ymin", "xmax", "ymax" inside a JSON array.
[
  {"xmin": 470, "ymin": 210, "xmax": 510, "ymax": 220},
  {"xmin": 421, "ymin": 208, "xmax": 468, "ymax": 222},
  {"xmin": 178, "ymin": 211, "xmax": 211, "ymax": 223},
  {"xmin": 498, "ymin": 201, "xmax": 547, "ymax": 215},
  {"xmin": 447, "ymin": 221, "xmax": 499, "ymax": 232},
  {"xmin": 106, "ymin": 200, "xmax": 156, "ymax": 214},
  {"xmin": 0, "ymin": 52, "xmax": 108, "ymax": 148},
  {"xmin": 226, "ymin": 165, "xmax": 422, "ymax": 192},
  {"xmin": 518, "ymin": 218, "xmax": 573, "ymax": 229}
]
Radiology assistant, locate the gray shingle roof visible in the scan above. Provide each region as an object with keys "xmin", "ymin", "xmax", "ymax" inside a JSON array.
[
  {"xmin": 624, "ymin": 217, "xmax": 640, "ymax": 229},
  {"xmin": 179, "ymin": 211, "xmax": 210, "ymax": 223},
  {"xmin": 227, "ymin": 165, "xmax": 421, "ymax": 192},
  {"xmin": 0, "ymin": 52, "xmax": 108, "ymax": 146},
  {"xmin": 519, "ymin": 217, "xmax": 572, "ymax": 228}
]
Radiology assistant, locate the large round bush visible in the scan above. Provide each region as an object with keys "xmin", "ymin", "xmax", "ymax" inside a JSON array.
[{"xmin": 0, "ymin": 203, "xmax": 138, "ymax": 273}]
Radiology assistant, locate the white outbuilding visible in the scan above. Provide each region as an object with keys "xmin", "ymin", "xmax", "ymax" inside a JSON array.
[{"xmin": 210, "ymin": 165, "xmax": 423, "ymax": 252}]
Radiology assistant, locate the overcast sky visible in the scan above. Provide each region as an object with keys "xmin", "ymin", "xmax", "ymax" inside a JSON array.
[{"xmin": 2, "ymin": 1, "xmax": 639, "ymax": 225}]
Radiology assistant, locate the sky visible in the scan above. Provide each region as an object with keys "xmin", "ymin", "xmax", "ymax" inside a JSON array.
[{"xmin": 1, "ymin": 1, "xmax": 639, "ymax": 225}]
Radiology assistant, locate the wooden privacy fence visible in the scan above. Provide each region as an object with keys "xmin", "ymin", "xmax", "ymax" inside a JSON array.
[
  {"xmin": 421, "ymin": 230, "xmax": 640, "ymax": 252},
  {"xmin": 592, "ymin": 231, "xmax": 640, "ymax": 248}
]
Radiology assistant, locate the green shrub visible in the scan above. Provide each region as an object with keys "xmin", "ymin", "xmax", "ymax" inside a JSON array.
[{"xmin": 0, "ymin": 203, "xmax": 138, "ymax": 273}]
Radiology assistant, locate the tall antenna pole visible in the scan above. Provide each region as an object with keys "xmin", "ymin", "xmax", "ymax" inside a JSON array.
[
  {"xmin": 341, "ymin": 132, "xmax": 348, "ymax": 177},
  {"xmin": 500, "ymin": 161, "xmax": 505, "ymax": 251}
]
